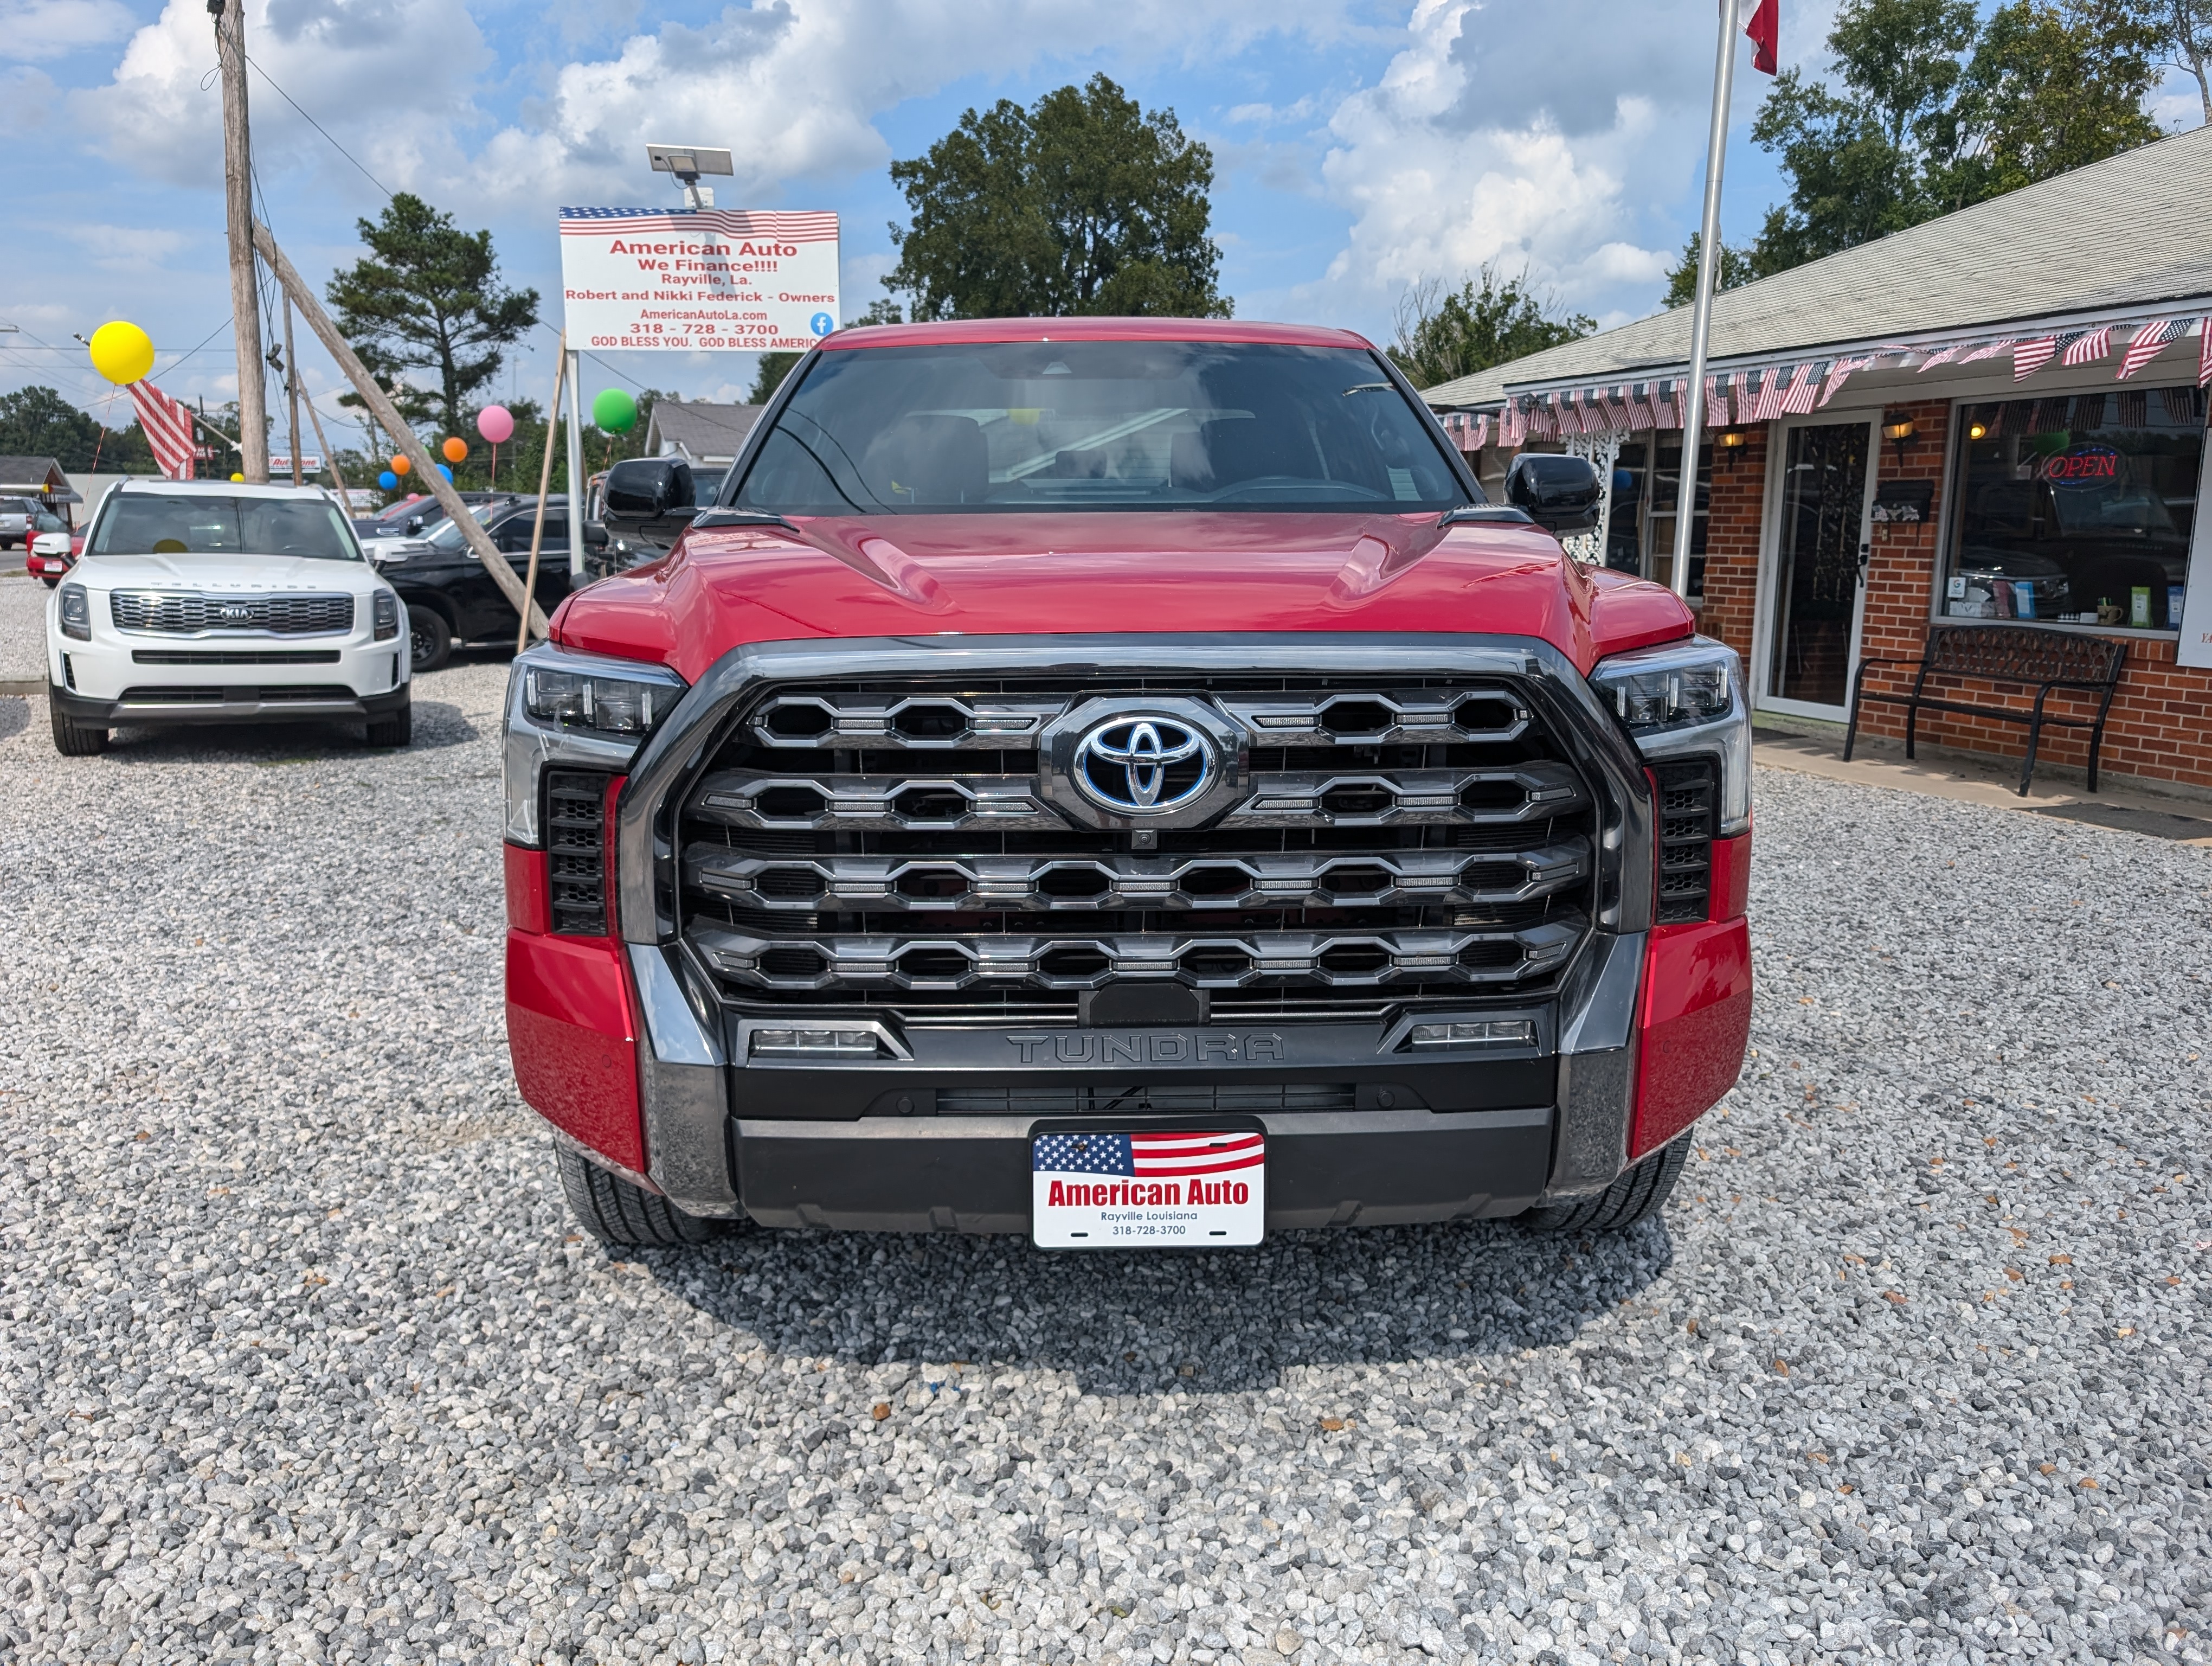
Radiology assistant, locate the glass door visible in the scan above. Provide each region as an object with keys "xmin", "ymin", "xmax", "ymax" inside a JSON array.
[{"xmin": 1760, "ymin": 416, "xmax": 1876, "ymax": 716}]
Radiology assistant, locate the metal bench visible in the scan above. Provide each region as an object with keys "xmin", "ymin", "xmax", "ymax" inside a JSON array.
[{"xmin": 1843, "ymin": 623, "xmax": 2127, "ymax": 796}]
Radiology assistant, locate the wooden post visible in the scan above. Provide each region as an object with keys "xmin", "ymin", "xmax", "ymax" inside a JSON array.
[
  {"xmin": 300, "ymin": 385, "xmax": 348, "ymax": 504},
  {"xmin": 252, "ymin": 219, "xmax": 547, "ymax": 635},
  {"xmin": 213, "ymin": 0, "xmax": 268, "ymax": 482},
  {"xmin": 518, "ymin": 338, "xmax": 568, "ymax": 653},
  {"xmin": 284, "ymin": 300, "xmax": 303, "ymax": 488}
]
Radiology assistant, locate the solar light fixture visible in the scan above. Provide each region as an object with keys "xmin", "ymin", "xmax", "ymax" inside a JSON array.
[
  {"xmin": 1883, "ymin": 415, "xmax": 1918, "ymax": 465},
  {"xmin": 646, "ymin": 143, "xmax": 734, "ymax": 209}
]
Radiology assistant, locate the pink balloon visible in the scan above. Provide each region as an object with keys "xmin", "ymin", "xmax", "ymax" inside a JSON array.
[{"xmin": 475, "ymin": 404, "xmax": 515, "ymax": 444}]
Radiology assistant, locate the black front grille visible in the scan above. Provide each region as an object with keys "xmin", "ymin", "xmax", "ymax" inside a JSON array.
[
  {"xmin": 937, "ymin": 1083, "xmax": 1357, "ymax": 1116},
  {"xmin": 679, "ymin": 676, "xmax": 1599, "ymax": 1022},
  {"xmin": 548, "ymin": 771, "xmax": 613, "ymax": 935},
  {"xmin": 111, "ymin": 592, "xmax": 355, "ymax": 635},
  {"xmin": 1654, "ymin": 758, "xmax": 1717, "ymax": 923},
  {"xmin": 130, "ymin": 649, "xmax": 342, "ymax": 665}
]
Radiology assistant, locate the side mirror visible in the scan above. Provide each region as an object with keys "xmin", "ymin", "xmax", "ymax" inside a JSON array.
[
  {"xmin": 1504, "ymin": 454, "xmax": 1603, "ymax": 535},
  {"xmin": 601, "ymin": 457, "xmax": 700, "ymax": 550},
  {"xmin": 603, "ymin": 457, "xmax": 694, "ymax": 521},
  {"xmin": 30, "ymin": 531, "xmax": 70, "ymax": 557}
]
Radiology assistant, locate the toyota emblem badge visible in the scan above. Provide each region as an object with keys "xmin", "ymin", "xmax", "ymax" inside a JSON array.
[{"xmin": 1071, "ymin": 716, "xmax": 1213, "ymax": 814}]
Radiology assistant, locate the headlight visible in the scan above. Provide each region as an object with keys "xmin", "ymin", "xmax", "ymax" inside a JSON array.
[
  {"xmin": 1589, "ymin": 634, "xmax": 1750, "ymax": 835},
  {"xmin": 59, "ymin": 583, "xmax": 91, "ymax": 641},
  {"xmin": 504, "ymin": 643, "xmax": 689, "ymax": 845},
  {"xmin": 524, "ymin": 663, "xmax": 674, "ymax": 738},
  {"xmin": 372, "ymin": 590, "xmax": 400, "ymax": 641}
]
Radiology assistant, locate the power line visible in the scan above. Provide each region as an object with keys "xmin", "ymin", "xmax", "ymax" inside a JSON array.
[{"xmin": 244, "ymin": 54, "xmax": 394, "ymax": 201}]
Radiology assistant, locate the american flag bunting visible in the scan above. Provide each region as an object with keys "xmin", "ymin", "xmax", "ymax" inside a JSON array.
[
  {"xmin": 2117, "ymin": 318, "xmax": 2188, "ymax": 380},
  {"xmin": 2061, "ymin": 326, "xmax": 2111, "ymax": 368},
  {"xmin": 2013, "ymin": 336, "xmax": 2060, "ymax": 380},
  {"xmin": 1959, "ymin": 339, "xmax": 2016, "ymax": 366},
  {"xmin": 1779, "ymin": 362, "xmax": 1822, "ymax": 415},
  {"xmin": 1915, "ymin": 344, "xmax": 1964, "ymax": 374}
]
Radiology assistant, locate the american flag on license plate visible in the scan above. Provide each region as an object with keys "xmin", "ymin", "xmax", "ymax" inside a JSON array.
[{"xmin": 1032, "ymin": 1130, "xmax": 1264, "ymax": 1178}]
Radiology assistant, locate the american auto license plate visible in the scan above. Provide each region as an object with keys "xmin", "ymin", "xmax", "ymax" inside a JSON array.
[{"xmin": 1030, "ymin": 1128, "xmax": 1265, "ymax": 1248}]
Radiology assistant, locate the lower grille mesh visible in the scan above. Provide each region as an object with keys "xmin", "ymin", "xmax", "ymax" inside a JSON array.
[
  {"xmin": 1654, "ymin": 759, "xmax": 1717, "ymax": 923},
  {"xmin": 547, "ymin": 771, "xmax": 613, "ymax": 935}
]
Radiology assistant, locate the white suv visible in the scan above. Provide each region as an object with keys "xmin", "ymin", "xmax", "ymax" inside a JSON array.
[{"xmin": 48, "ymin": 479, "xmax": 413, "ymax": 756}]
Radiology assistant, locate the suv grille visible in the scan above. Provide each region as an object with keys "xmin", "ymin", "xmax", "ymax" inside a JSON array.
[
  {"xmin": 111, "ymin": 592, "xmax": 355, "ymax": 635},
  {"xmin": 679, "ymin": 677, "xmax": 1599, "ymax": 1023},
  {"xmin": 1654, "ymin": 759, "xmax": 1716, "ymax": 923}
]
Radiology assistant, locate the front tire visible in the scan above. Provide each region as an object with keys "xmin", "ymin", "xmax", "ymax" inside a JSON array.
[
  {"xmin": 363, "ymin": 694, "xmax": 412, "ymax": 748},
  {"xmin": 1521, "ymin": 1135, "xmax": 1690, "ymax": 1232},
  {"xmin": 556, "ymin": 1143, "xmax": 735, "ymax": 1246},
  {"xmin": 48, "ymin": 684, "xmax": 107, "ymax": 756},
  {"xmin": 407, "ymin": 606, "xmax": 452, "ymax": 672}
]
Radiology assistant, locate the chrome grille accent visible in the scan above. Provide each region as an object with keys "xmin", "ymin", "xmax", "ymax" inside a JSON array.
[
  {"xmin": 680, "ymin": 673, "xmax": 1599, "ymax": 1021},
  {"xmin": 110, "ymin": 591, "xmax": 355, "ymax": 635}
]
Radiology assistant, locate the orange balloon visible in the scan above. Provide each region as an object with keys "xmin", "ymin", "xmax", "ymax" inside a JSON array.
[
  {"xmin": 390, "ymin": 454, "xmax": 411, "ymax": 476},
  {"xmin": 442, "ymin": 436, "xmax": 468, "ymax": 464}
]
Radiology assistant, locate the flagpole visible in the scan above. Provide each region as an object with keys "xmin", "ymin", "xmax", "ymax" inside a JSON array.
[{"xmin": 1671, "ymin": 0, "xmax": 1741, "ymax": 600}]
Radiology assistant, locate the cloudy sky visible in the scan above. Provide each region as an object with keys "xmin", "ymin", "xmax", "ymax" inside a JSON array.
[{"xmin": 0, "ymin": 0, "xmax": 2192, "ymax": 447}]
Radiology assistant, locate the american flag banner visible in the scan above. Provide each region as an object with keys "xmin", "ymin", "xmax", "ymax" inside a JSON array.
[
  {"xmin": 1652, "ymin": 379, "xmax": 1681, "ymax": 428},
  {"xmin": 1780, "ymin": 362, "xmax": 1823, "ymax": 415},
  {"xmin": 1915, "ymin": 344, "xmax": 1964, "ymax": 374},
  {"xmin": 1818, "ymin": 355, "xmax": 1874, "ymax": 407},
  {"xmin": 1704, "ymin": 374, "xmax": 1730, "ymax": 427},
  {"xmin": 1469, "ymin": 413, "xmax": 1489, "ymax": 448},
  {"xmin": 1626, "ymin": 382, "xmax": 1656, "ymax": 432},
  {"xmin": 1558, "ymin": 393, "xmax": 1586, "ymax": 437},
  {"xmin": 2061, "ymin": 326, "xmax": 2112, "ymax": 368},
  {"xmin": 126, "ymin": 379, "xmax": 197, "ymax": 480},
  {"xmin": 1749, "ymin": 366, "xmax": 1793, "ymax": 422},
  {"xmin": 2013, "ymin": 336, "xmax": 2062, "ymax": 380},
  {"xmin": 2201, "ymin": 321, "xmax": 2212, "ymax": 388},
  {"xmin": 2117, "ymin": 317, "xmax": 2190, "ymax": 380},
  {"xmin": 1958, "ymin": 338, "xmax": 2016, "ymax": 366},
  {"xmin": 2116, "ymin": 389, "xmax": 2149, "ymax": 429},
  {"xmin": 1499, "ymin": 400, "xmax": 1526, "ymax": 447},
  {"xmin": 2164, "ymin": 385, "xmax": 2205, "ymax": 425}
]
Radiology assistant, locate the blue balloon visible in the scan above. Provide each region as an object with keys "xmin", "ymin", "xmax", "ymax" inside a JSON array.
[
  {"xmin": 377, "ymin": 470, "xmax": 399, "ymax": 490},
  {"xmin": 436, "ymin": 464, "xmax": 453, "ymax": 482}
]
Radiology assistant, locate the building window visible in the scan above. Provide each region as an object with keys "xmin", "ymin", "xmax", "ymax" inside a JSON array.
[
  {"xmin": 1637, "ymin": 436, "xmax": 1713, "ymax": 601},
  {"xmin": 1944, "ymin": 387, "xmax": 2203, "ymax": 630}
]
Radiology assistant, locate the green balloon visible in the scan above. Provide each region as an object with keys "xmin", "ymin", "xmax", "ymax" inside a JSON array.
[{"xmin": 591, "ymin": 388, "xmax": 639, "ymax": 434}]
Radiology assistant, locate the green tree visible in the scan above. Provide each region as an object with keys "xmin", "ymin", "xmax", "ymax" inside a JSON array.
[
  {"xmin": 1747, "ymin": 0, "xmax": 2163, "ymax": 278},
  {"xmin": 1661, "ymin": 233, "xmax": 1758, "ymax": 309},
  {"xmin": 749, "ymin": 300, "xmax": 903, "ymax": 405},
  {"xmin": 1387, "ymin": 265, "xmax": 1594, "ymax": 390},
  {"xmin": 326, "ymin": 193, "xmax": 539, "ymax": 437},
  {"xmin": 1944, "ymin": 2, "xmax": 2162, "ymax": 201},
  {"xmin": 2075, "ymin": 0, "xmax": 2211, "ymax": 123},
  {"xmin": 0, "ymin": 385, "xmax": 153, "ymax": 471},
  {"xmin": 886, "ymin": 74, "xmax": 1229, "ymax": 321}
]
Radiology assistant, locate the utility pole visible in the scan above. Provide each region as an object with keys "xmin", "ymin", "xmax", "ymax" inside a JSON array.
[
  {"xmin": 211, "ymin": 0, "xmax": 269, "ymax": 482},
  {"xmin": 284, "ymin": 301, "xmax": 303, "ymax": 486}
]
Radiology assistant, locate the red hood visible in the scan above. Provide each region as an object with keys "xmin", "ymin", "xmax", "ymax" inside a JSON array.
[{"xmin": 550, "ymin": 511, "xmax": 1694, "ymax": 685}]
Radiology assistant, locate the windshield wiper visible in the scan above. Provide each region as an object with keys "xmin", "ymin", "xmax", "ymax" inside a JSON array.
[{"xmin": 691, "ymin": 509, "xmax": 806, "ymax": 535}]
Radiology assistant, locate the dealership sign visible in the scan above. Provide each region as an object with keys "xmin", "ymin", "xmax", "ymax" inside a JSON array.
[{"xmin": 558, "ymin": 208, "xmax": 840, "ymax": 352}]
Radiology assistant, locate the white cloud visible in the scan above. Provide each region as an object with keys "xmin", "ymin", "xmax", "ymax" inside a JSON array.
[
  {"xmin": 1, "ymin": 0, "xmax": 133, "ymax": 61},
  {"xmin": 73, "ymin": 0, "xmax": 492, "ymax": 194},
  {"xmin": 1305, "ymin": 0, "xmax": 1829, "ymax": 328}
]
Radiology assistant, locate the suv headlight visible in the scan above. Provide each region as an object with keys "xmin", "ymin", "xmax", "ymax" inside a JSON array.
[
  {"xmin": 1588, "ymin": 634, "xmax": 1750, "ymax": 835},
  {"xmin": 503, "ymin": 642, "xmax": 688, "ymax": 845},
  {"xmin": 372, "ymin": 589, "xmax": 400, "ymax": 641},
  {"xmin": 59, "ymin": 582, "xmax": 91, "ymax": 641}
]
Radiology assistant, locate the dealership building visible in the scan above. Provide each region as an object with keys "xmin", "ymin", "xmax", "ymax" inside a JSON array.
[{"xmin": 1423, "ymin": 123, "xmax": 2212, "ymax": 796}]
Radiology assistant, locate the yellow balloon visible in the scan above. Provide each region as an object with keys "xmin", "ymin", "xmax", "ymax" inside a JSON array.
[
  {"xmin": 88, "ymin": 320, "xmax": 156, "ymax": 386},
  {"xmin": 230, "ymin": 472, "xmax": 246, "ymax": 483}
]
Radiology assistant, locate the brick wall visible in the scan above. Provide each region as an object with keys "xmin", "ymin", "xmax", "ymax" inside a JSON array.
[{"xmin": 1697, "ymin": 427, "xmax": 1767, "ymax": 669}]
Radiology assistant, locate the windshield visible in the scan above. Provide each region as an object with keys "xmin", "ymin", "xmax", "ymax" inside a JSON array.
[
  {"xmin": 91, "ymin": 494, "xmax": 361, "ymax": 561},
  {"xmin": 731, "ymin": 340, "xmax": 1471, "ymax": 515}
]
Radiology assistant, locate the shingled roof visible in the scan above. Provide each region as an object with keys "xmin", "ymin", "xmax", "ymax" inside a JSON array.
[{"xmin": 1420, "ymin": 121, "xmax": 2212, "ymax": 409}]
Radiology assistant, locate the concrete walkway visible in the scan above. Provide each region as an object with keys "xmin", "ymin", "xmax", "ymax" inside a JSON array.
[{"xmin": 1754, "ymin": 718, "xmax": 2212, "ymax": 845}]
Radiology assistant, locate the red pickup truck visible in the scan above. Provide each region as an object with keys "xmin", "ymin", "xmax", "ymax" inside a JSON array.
[{"xmin": 500, "ymin": 318, "xmax": 1752, "ymax": 1250}]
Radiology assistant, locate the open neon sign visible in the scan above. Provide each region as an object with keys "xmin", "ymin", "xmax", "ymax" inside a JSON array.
[{"xmin": 2040, "ymin": 445, "xmax": 2120, "ymax": 485}]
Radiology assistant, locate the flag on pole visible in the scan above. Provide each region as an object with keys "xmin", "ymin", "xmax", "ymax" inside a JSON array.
[
  {"xmin": 2061, "ymin": 326, "xmax": 2111, "ymax": 368},
  {"xmin": 126, "ymin": 380, "xmax": 197, "ymax": 480},
  {"xmin": 1744, "ymin": 0, "xmax": 1779, "ymax": 73}
]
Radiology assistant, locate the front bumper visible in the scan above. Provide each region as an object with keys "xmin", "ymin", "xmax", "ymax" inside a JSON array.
[
  {"xmin": 509, "ymin": 923, "xmax": 1652, "ymax": 1234},
  {"xmin": 53, "ymin": 682, "xmax": 412, "ymax": 726}
]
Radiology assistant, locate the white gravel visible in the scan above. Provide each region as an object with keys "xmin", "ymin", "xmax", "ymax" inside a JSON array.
[
  {"xmin": 1, "ymin": 672, "xmax": 2207, "ymax": 1666},
  {"xmin": 0, "ymin": 575, "xmax": 49, "ymax": 682}
]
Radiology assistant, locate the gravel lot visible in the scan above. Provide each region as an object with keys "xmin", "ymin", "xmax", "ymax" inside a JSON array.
[
  {"xmin": 0, "ymin": 575, "xmax": 49, "ymax": 682},
  {"xmin": 1, "ymin": 665, "xmax": 2207, "ymax": 1666}
]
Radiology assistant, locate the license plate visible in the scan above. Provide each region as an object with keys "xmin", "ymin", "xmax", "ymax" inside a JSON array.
[{"xmin": 1030, "ymin": 1128, "xmax": 1265, "ymax": 1248}]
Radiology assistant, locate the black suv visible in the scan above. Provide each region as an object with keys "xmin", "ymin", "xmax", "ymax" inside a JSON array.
[{"xmin": 374, "ymin": 498, "xmax": 626, "ymax": 670}]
